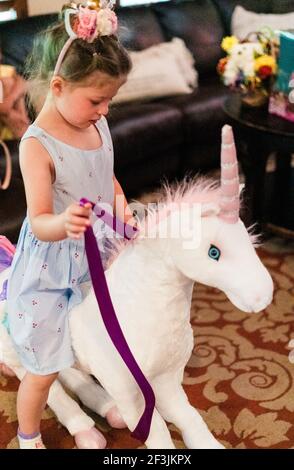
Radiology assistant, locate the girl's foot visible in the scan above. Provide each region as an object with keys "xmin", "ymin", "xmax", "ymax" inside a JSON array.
[
  {"xmin": 0, "ymin": 362, "xmax": 16, "ymax": 377},
  {"xmin": 17, "ymin": 431, "xmax": 46, "ymax": 449}
]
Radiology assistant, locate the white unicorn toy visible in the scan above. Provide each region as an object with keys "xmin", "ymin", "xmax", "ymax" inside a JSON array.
[{"xmin": 0, "ymin": 125, "xmax": 273, "ymax": 449}]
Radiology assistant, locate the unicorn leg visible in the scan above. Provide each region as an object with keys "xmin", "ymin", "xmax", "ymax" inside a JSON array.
[
  {"xmin": 59, "ymin": 368, "xmax": 174, "ymax": 449},
  {"xmin": 152, "ymin": 372, "xmax": 225, "ymax": 449},
  {"xmin": 145, "ymin": 408, "xmax": 176, "ymax": 449},
  {"xmin": 46, "ymin": 377, "xmax": 107, "ymax": 449},
  {"xmin": 58, "ymin": 367, "xmax": 126, "ymax": 428},
  {"xmin": 110, "ymin": 392, "xmax": 175, "ymax": 449}
]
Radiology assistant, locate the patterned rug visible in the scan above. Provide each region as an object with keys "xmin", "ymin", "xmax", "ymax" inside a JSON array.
[{"xmin": 0, "ymin": 237, "xmax": 293, "ymax": 449}]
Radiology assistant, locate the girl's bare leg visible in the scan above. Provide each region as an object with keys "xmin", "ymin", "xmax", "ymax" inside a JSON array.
[{"xmin": 17, "ymin": 371, "xmax": 58, "ymax": 434}]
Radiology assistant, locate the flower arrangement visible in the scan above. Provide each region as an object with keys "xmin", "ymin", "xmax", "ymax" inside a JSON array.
[{"xmin": 217, "ymin": 30, "xmax": 278, "ymax": 106}]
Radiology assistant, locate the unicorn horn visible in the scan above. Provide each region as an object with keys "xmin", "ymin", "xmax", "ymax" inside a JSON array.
[{"xmin": 219, "ymin": 125, "xmax": 239, "ymax": 224}]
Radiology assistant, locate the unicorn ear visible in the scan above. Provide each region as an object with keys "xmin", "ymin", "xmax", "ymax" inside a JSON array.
[
  {"xmin": 239, "ymin": 183, "xmax": 245, "ymax": 195},
  {"xmin": 201, "ymin": 202, "xmax": 220, "ymax": 217}
]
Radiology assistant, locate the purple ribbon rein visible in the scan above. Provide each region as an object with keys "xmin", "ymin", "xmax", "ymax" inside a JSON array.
[{"xmin": 80, "ymin": 198, "xmax": 155, "ymax": 443}]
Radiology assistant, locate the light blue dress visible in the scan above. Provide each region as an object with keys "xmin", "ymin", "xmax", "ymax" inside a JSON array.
[{"xmin": 6, "ymin": 117, "xmax": 115, "ymax": 375}]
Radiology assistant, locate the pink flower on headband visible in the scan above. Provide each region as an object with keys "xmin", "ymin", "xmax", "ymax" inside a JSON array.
[
  {"xmin": 109, "ymin": 11, "xmax": 118, "ymax": 33},
  {"xmin": 76, "ymin": 7, "xmax": 97, "ymax": 41},
  {"xmin": 96, "ymin": 9, "xmax": 118, "ymax": 36}
]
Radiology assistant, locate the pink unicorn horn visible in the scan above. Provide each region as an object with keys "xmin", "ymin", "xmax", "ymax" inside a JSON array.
[{"xmin": 219, "ymin": 125, "xmax": 240, "ymax": 224}]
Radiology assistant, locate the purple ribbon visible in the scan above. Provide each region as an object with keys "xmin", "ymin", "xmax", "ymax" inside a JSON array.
[{"xmin": 80, "ymin": 198, "xmax": 155, "ymax": 443}]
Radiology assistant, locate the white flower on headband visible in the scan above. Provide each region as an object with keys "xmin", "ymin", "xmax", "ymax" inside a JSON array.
[
  {"xmin": 96, "ymin": 9, "xmax": 117, "ymax": 36},
  {"xmin": 100, "ymin": 0, "xmax": 116, "ymax": 9}
]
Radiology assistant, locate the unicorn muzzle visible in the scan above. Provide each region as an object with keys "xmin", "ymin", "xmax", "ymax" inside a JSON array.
[
  {"xmin": 251, "ymin": 291, "xmax": 273, "ymax": 313},
  {"xmin": 226, "ymin": 271, "xmax": 273, "ymax": 313},
  {"xmin": 226, "ymin": 291, "xmax": 273, "ymax": 313},
  {"xmin": 249, "ymin": 265, "xmax": 274, "ymax": 313}
]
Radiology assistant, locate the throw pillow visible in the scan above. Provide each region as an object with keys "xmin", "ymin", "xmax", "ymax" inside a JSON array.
[
  {"xmin": 112, "ymin": 38, "xmax": 198, "ymax": 104},
  {"xmin": 232, "ymin": 5, "xmax": 294, "ymax": 40},
  {"xmin": 145, "ymin": 38, "xmax": 198, "ymax": 89}
]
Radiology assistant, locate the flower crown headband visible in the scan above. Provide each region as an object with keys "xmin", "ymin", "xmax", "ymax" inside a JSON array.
[{"xmin": 53, "ymin": 1, "xmax": 118, "ymax": 76}]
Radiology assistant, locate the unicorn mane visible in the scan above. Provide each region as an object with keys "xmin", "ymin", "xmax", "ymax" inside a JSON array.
[{"xmin": 105, "ymin": 176, "xmax": 260, "ymax": 269}]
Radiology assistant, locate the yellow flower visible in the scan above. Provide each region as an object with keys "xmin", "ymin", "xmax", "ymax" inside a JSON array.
[
  {"xmin": 254, "ymin": 55, "xmax": 277, "ymax": 73},
  {"xmin": 221, "ymin": 36, "xmax": 239, "ymax": 52}
]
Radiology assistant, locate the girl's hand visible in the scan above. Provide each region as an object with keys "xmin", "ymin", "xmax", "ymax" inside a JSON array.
[{"xmin": 63, "ymin": 202, "xmax": 92, "ymax": 240}]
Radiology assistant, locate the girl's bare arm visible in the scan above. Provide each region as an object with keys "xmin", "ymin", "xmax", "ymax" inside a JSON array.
[{"xmin": 20, "ymin": 138, "xmax": 91, "ymax": 242}]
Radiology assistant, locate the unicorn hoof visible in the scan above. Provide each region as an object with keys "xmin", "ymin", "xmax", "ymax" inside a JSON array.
[
  {"xmin": 106, "ymin": 406, "xmax": 127, "ymax": 429},
  {"xmin": 0, "ymin": 363, "xmax": 16, "ymax": 377},
  {"xmin": 74, "ymin": 428, "xmax": 107, "ymax": 449}
]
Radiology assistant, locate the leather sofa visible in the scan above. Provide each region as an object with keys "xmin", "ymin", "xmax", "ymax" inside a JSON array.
[{"xmin": 0, "ymin": 0, "xmax": 293, "ymax": 243}]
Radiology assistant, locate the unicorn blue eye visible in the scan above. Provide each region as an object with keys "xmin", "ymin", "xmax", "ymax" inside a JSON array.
[{"xmin": 208, "ymin": 244, "xmax": 221, "ymax": 261}]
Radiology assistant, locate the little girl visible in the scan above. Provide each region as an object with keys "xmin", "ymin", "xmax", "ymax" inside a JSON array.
[{"xmin": 5, "ymin": 1, "xmax": 133, "ymax": 449}]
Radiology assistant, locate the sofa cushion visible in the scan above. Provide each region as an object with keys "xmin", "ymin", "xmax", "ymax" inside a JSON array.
[
  {"xmin": 232, "ymin": 5, "xmax": 294, "ymax": 39},
  {"xmin": 212, "ymin": 0, "xmax": 271, "ymax": 34},
  {"xmin": 117, "ymin": 150, "xmax": 180, "ymax": 197},
  {"xmin": 271, "ymin": 0, "xmax": 294, "ymax": 14},
  {"xmin": 183, "ymin": 79, "xmax": 229, "ymax": 142},
  {"xmin": 153, "ymin": 0, "xmax": 225, "ymax": 77},
  {"xmin": 117, "ymin": 5, "xmax": 165, "ymax": 50},
  {"xmin": 158, "ymin": 77, "xmax": 229, "ymax": 142},
  {"xmin": 0, "ymin": 14, "xmax": 58, "ymax": 73},
  {"xmin": 108, "ymin": 102, "xmax": 183, "ymax": 168}
]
